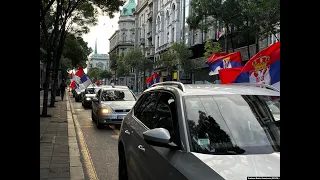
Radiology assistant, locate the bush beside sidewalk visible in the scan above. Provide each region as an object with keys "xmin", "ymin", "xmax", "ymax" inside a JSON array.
[{"xmin": 40, "ymin": 91, "xmax": 85, "ymax": 180}]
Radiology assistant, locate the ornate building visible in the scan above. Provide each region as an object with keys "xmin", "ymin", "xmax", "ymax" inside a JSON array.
[
  {"xmin": 109, "ymin": 0, "xmax": 137, "ymax": 87},
  {"xmin": 87, "ymin": 40, "xmax": 110, "ymax": 71}
]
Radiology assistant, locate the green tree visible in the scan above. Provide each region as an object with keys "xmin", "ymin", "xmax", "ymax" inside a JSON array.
[
  {"xmin": 204, "ymin": 40, "xmax": 222, "ymax": 59},
  {"xmin": 109, "ymin": 52, "xmax": 118, "ymax": 81},
  {"xmin": 117, "ymin": 52, "xmax": 131, "ymax": 77},
  {"xmin": 87, "ymin": 67, "xmax": 103, "ymax": 82},
  {"xmin": 123, "ymin": 47, "xmax": 150, "ymax": 90},
  {"xmin": 40, "ymin": 0, "xmax": 124, "ymax": 116},
  {"xmin": 160, "ymin": 50, "xmax": 178, "ymax": 75},
  {"xmin": 100, "ymin": 70, "xmax": 113, "ymax": 84},
  {"xmin": 171, "ymin": 42, "xmax": 193, "ymax": 73},
  {"xmin": 63, "ymin": 33, "xmax": 92, "ymax": 69},
  {"xmin": 187, "ymin": 0, "xmax": 280, "ymax": 55}
]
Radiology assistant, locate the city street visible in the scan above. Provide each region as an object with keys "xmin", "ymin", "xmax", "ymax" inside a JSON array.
[{"xmin": 69, "ymin": 95, "xmax": 120, "ymax": 180}]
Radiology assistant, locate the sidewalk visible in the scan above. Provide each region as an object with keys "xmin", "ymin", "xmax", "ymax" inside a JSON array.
[{"xmin": 40, "ymin": 91, "xmax": 84, "ymax": 180}]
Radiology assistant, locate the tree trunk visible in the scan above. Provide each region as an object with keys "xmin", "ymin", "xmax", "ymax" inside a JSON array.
[
  {"xmin": 41, "ymin": 55, "xmax": 52, "ymax": 117},
  {"xmin": 143, "ymin": 70, "xmax": 146, "ymax": 90},
  {"xmin": 246, "ymin": 21, "xmax": 251, "ymax": 60},
  {"xmin": 50, "ymin": 27, "xmax": 67, "ymax": 106},
  {"xmin": 228, "ymin": 25, "xmax": 235, "ymax": 52},
  {"xmin": 255, "ymin": 34, "xmax": 260, "ymax": 54}
]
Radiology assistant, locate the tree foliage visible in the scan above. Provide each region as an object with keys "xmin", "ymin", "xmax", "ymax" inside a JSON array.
[
  {"xmin": 117, "ymin": 52, "xmax": 131, "ymax": 77},
  {"xmin": 160, "ymin": 50, "xmax": 178, "ymax": 73},
  {"xmin": 87, "ymin": 67, "xmax": 103, "ymax": 81},
  {"xmin": 40, "ymin": 0, "xmax": 124, "ymax": 115},
  {"xmin": 109, "ymin": 52, "xmax": 118, "ymax": 71},
  {"xmin": 63, "ymin": 33, "xmax": 92, "ymax": 69},
  {"xmin": 171, "ymin": 42, "xmax": 193, "ymax": 73},
  {"xmin": 204, "ymin": 40, "xmax": 222, "ymax": 59},
  {"xmin": 123, "ymin": 47, "xmax": 153, "ymax": 73},
  {"xmin": 100, "ymin": 70, "xmax": 113, "ymax": 79},
  {"xmin": 187, "ymin": 0, "xmax": 280, "ymax": 41}
]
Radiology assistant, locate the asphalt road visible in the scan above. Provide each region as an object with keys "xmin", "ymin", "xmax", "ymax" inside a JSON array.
[{"xmin": 70, "ymin": 96, "xmax": 120, "ymax": 180}]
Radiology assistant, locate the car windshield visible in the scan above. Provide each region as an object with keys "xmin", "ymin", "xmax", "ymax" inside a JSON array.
[
  {"xmin": 184, "ymin": 95, "xmax": 280, "ymax": 155},
  {"xmin": 101, "ymin": 89, "xmax": 135, "ymax": 101},
  {"xmin": 85, "ymin": 88, "xmax": 95, "ymax": 94}
]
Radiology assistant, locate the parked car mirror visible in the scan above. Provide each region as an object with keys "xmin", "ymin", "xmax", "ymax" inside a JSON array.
[
  {"xmin": 143, "ymin": 128, "xmax": 178, "ymax": 149},
  {"xmin": 92, "ymin": 97, "xmax": 99, "ymax": 102}
]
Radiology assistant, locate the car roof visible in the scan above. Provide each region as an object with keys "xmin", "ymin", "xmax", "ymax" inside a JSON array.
[
  {"xmin": 101, "ymin": 86, "xmax": 130, "ymax": 91},
  {"xmin": 146, "ymin": 82, "xmax": 280, "ymax": 96}
]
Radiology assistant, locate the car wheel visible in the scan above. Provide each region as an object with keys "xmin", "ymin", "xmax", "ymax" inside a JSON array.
[
  {"xmin": 96, "ymin": 116, "xmax": 103, "ymax": 129},
  {"xmin": 91, "ymin": 110, "xmax": 96, "ymax": 122},
  {"xmin": 118, "ymin": 147, "xmax": 128, "ymax": 180}
]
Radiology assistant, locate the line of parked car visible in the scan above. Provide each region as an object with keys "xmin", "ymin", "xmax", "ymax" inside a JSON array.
[{"xmin": 71, "ymin": 82, "xmax": 280, "ymax": 180}]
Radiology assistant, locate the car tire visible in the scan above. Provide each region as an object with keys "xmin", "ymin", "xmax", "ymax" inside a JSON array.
[
  {"xmin": 91, "ymin": 110, "xmax": 96, "ymax": 122},
  {"xmin": 118, "ymin": 147, "xmax": 128, "ymax": 180},
  {"xmin": 96, "ymin": 116, "xmax": 103, "ymax": 129}
]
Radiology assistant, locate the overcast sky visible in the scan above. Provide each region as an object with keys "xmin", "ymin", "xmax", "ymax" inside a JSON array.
[{"xmin": 82, "ymin": 13, "xmax": 120, "ymax": 55}]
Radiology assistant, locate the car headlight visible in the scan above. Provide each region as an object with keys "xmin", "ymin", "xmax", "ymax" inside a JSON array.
[
  {"xmin": 86, "ymin": 97, "xmax": 91, "ymax": 101},
  {"xmin": 101, "ymin": 107, "xmax": 113, "ymax": 114},
  {"xmin": 77, "ymin": 92, "xmax": 81, "ymax": 94}
]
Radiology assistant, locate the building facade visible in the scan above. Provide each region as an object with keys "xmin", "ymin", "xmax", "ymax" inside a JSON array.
[
  {"xmin": 87, "ymin": 40, "xmax": 110, "ymax": 71},
  {"xmin": 109, "ymin": 0, "xmax": 137, "ymax": 87}
]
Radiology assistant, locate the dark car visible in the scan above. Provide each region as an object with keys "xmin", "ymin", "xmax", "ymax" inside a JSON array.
[
  {"xmin": 118, "ymin": 82, "xmax": 280, "ymax": 180},
  {"xmin": 74, "ymin": 84, "xmax": 86, "ymax": 102},
  {"xmin": 82, "ymin": 86, "xmax": 102, "ymax": 108},
  {"xmin": 91, "ymin": 86, "xmax": 137, "ymax": 129}
]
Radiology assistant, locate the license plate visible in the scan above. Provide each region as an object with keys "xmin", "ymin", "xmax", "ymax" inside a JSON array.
[{"xmin": 118, "ymin": 115, "xmax": 125, "ymax": 119}]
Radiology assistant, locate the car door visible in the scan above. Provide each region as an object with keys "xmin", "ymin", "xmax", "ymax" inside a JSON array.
[
  {"xmin": 124, "ymin": 91, "xmax": 161, "ymax": 180},
  {"xmin": 130, "ymin": 91, "xmax": 187, "ymax": 180},
  {"xmin": 121, "ymin": 93, "xmax": 148, "ymax": 180}
]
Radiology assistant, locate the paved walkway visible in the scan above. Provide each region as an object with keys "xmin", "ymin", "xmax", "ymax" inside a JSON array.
[{"xmin": 40, "ymin": 91, "xmax": 84, "ymax": 180}]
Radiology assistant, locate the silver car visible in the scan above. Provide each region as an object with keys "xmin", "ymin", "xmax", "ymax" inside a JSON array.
[
  {"xmin": 118, "ymin": 82, "xmax": 280, "ymax": 180},
  {"xmin": 91, "ymin": 86, "xmax": 137, "ymax": 129}
]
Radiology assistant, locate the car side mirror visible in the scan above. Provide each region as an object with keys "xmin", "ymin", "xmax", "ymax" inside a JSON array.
[
  {"xmin": 143, "ymin": 128, "xmax": 179, "ymax": 149},
  {"xmin": 92, "ymin": 97, "xmax": 99, "ymax": 102}
]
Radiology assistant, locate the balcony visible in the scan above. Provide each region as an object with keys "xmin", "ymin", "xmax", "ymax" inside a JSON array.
[
  {"xmin": 140, "ymin": 38, "xmax": 145, "ymax": 45},
  {"xmin": 148, "ymin": 11, "xmax": 153, "ymax": 20}
]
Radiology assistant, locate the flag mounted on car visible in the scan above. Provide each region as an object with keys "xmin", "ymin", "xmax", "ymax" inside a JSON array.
[
  {"xmin": 233, "ymin": 42, "xmax": 280, "ymax": 90},
  {"xmin": 206, "ymin": 51, "xmax": 242, "ymax": 75},
  {"xmin": 146, "ymin": 72, "xmax": 160, "ymax": 88}
]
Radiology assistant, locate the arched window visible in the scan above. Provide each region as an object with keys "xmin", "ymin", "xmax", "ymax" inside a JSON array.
[
  {"xmin": 172, "ymin": 4, "xmax": 176, "ymax": 22},
  {"xmin": 157, "ymin": 16, "xmax": 161, "ymax": 31},
  {"xmin": 166, "ymin": 11, "xmax": 170, "ymax": 26}
]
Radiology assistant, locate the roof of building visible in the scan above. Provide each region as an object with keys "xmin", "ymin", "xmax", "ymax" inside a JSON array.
[{"xmin": 120, "ymin": 0, "xmax": 136, "ymax": 16}]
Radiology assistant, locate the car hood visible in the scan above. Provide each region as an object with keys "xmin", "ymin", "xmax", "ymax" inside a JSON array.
[
  {"xmin": 192, "ymin": 152, "xmax": 280, "ymax": 180},
  {"xmin": 101, "ymin": 101, "xmax": 135, "ymax": 110},
  {"xmin": 85, "ymin": 94, "xmax": 96, "ymax": 98}
]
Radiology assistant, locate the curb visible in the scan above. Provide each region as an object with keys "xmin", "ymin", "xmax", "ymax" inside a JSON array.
[{"xmin": 67, "ymin": 93, "xmax": 85, "ymax": 180}]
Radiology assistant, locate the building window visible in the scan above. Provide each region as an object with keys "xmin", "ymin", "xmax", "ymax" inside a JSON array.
[
  {"xmin": 166, "ymin": 11, "xmax": 170, "ymax": 26},
  {"xmin": 157, "ymin": 16, "xmax": 161, "ymax": 31},
  {"xmin": 172, "ymin": 4, "xmax": 176, "ymax": 22},
  {"xmin": 167, "ymin": 32, "xmax": 169, "ymax": 43},
  {"xmin": 172, "ymin": 28, "xmax": 175, "ymax": 42},
  {"xmin": 123, "ymin": 32, "xmax": 126, "ymax": 42},
  {"xmin": 157, "ymin": 36, "xmax": 160, "ymax": 48}
]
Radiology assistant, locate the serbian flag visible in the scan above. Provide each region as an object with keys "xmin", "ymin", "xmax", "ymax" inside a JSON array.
[
  {"xmin": 146, "ymin": 72, "xmax": 160, "ymax": 88},
  {"xmin": 234, "ymin": 42, "xmax": 280, "ymax": 90},
  {"xmin": 80, "ymin": 74, "xmax": 91, "ymax": 88},
  {"xmin": 206, "ymin": 51, "xmax": 242, "ymax": 75},
  {"xmin": 69, "ymin": 81, "xmax": 79, "ymax": 89},
  {"xmin": 219, "ymin": 67, "xmax": 243, "ymax": 84},
  {"xmin": 75, "ymin": 64, "xmax": 84, "ymax": 77},
  {"xmin": 96, "ymin": 81, "xmax": 100, "ymax": 86}
]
